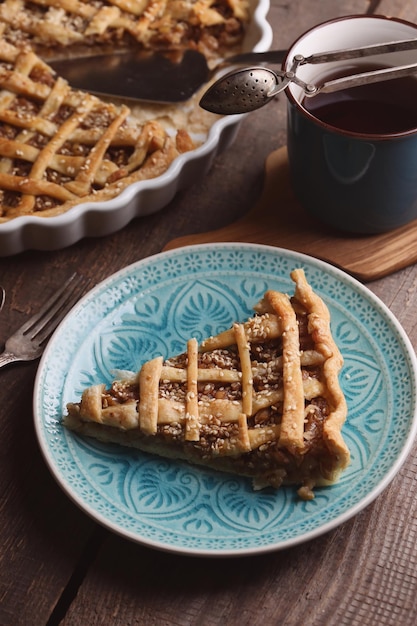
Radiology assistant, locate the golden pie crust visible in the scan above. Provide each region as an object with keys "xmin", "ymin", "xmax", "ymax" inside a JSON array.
[
  {"xmin": 64, "ymin": 269, "xmax": 350, "ymax": 499},
  {"xmin": 0, "ymin": 36, "xmax": 196, "ymax": 220},
  {"xmin": 0, "ymin": 1, "xmax": 251, "ymax": 221},
  {"xmin": 0, "ymin": 1, "xmax": 249, "ymax": 59}
]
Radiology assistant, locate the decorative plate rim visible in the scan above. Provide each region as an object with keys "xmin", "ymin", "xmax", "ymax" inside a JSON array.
[{"xmin": 33, "ymin": 243, "xmax": 417, "ymax": 556}]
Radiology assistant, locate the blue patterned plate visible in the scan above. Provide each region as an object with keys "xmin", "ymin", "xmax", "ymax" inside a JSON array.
[{"xmin": 34, "ymin": 244, "xmax": 417, "ymax": 556}]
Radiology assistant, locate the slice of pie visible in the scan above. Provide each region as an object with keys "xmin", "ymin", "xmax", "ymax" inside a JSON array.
[
  {"xmin": 0, "ymin": 35, "xmax": 195, "ymax": 221},
  {"xmin": 64, "ymin": 269, "xmax": 350, "ymax": 500}
]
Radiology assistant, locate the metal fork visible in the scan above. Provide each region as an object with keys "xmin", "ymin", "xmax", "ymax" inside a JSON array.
[{"xmin": 0, "ymin": 273, "xmax": 89, "ymax": 369}]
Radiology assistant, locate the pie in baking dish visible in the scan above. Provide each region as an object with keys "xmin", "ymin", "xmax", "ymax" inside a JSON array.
[
  {"xmin": 0, "ymin": 1, "xmax": 251, "ymax": 221},
  {"xmin": 0, "ymin": 35, "xmax": 195, "ymax": 221},
  {"xmin": 0, "ymin": 0, "xmax": 250, "ymax": 59},
  {"xmin": 64, "ymin": 269, "xmax": 350, "ymax": 499}
]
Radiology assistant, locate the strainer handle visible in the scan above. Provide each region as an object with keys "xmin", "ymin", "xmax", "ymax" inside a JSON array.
[
  {"xmin": 308, "ymin": 61, "xmax": 417, "ymax": 96},
  {"xmin": 302, "ymin": 37, "xmax": 417, "ymax": 66}
]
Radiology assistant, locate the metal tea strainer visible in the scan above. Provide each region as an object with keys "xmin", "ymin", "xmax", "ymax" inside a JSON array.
[{"xmin": 199, "ymin": 37, "xmax": 417, "ymax": 115}]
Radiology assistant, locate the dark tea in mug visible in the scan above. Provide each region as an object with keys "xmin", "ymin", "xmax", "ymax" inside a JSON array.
[{"xmin": 301, "ymin": 65, "xmax": 417, "ymax": 135}]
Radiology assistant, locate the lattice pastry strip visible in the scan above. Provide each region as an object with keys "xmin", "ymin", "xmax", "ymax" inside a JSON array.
[
  {"xmin": 266, "ymin": 289, "xmax": 305, "ymax": 453},
  {"xmin": 0, "ymin": 37, "xmax": 195, "ymax": 220},
  {"xmin": 65, "ymin": 269, "xmax": 350, "ymax": 498},
  {"xmin": 185, "ymin": 338, "xmax": 200, "ymax": 441}
]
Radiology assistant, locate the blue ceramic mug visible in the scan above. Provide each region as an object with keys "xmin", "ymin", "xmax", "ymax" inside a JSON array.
[{"xmin": 285, "ymin": 16, "xmax": 417, "ymax": 234}]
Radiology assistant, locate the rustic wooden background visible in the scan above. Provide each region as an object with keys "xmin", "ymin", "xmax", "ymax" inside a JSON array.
[{"xmin": 1, "ymin": 2, "xmax": 417, "ymax": 625}]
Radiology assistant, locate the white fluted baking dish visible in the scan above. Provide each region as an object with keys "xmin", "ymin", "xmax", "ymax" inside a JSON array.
[{"xmin": 0, "ymin": 0, "xmax": 272, "ymax": 256}]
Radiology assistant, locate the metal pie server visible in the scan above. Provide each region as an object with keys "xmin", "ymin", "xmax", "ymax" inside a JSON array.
[{"xmin": 48, "ymin": 48, "xmax": 287, "ymax": 103}]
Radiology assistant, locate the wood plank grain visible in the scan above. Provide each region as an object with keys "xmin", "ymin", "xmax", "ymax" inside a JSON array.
[
  {"xmin": 0, "ymin": 357, "xmax": 97, "ymax": 626},
  {"xmin": 378, "ymin": 0, "xmax": 417, "ymax": 21},
  {"xmin": 3, "ymin": 1, "xmax": 417, "ymax": 625}
]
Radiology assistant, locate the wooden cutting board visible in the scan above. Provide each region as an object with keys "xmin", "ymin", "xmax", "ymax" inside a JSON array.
[{"xmin": 164, "ymin": 146, "xmax": 417, "ymax": 282}]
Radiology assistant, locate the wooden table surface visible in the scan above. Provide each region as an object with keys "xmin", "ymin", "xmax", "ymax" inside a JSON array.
[{"xmin": 2, "ymin": 2, "xmax": 417, "ymax": 624}]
